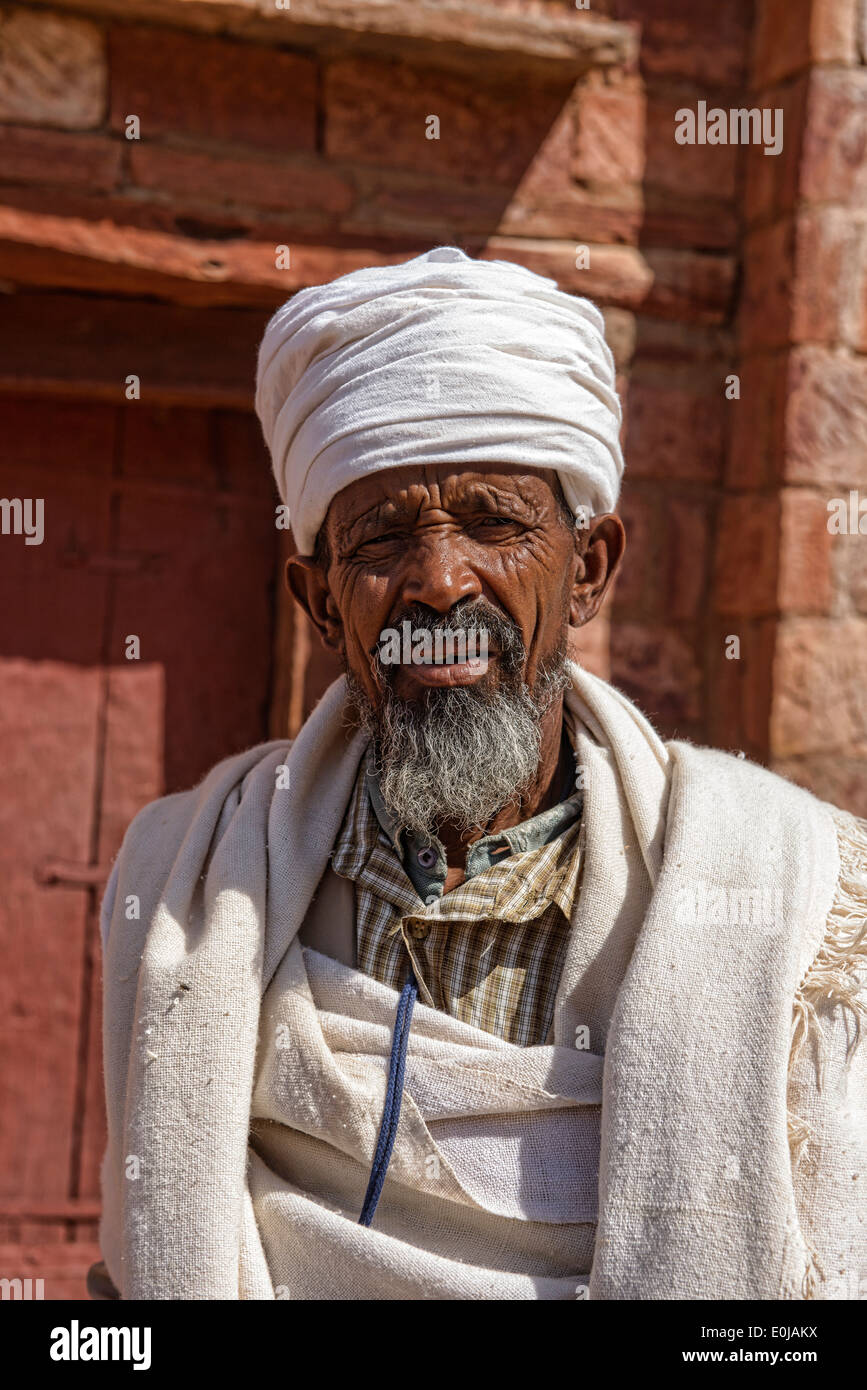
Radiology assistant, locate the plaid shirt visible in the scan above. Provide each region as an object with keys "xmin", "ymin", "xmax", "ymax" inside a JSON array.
[{"xmin": 330, "ymin": 750, "xmax": 584, "ymax": 1047}]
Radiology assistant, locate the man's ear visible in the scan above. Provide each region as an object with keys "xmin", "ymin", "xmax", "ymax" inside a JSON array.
[
  {"xmin": 286, "ymin": 554, "xmax": 344, "ymax": 652},
  {"xmin": 569, "ymin": 512, "xmax": 626, "ymax": 627}
]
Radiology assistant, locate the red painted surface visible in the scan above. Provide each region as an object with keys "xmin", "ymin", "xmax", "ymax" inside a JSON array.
[{"xmin": 0, "ymin": 396, "xmax": 280, "ymax": 1297}]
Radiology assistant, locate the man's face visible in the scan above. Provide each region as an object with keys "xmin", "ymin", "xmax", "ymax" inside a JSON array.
[
  {"xmin": 288, "ymin": 463, "xmax": 623, "ymax": 834},
  {"xmin": 314, "ymin": 463, "xmax": 582, "ymax": 705}
]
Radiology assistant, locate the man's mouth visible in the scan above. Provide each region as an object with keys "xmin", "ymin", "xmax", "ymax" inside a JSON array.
[
  {"xmin": 374, "ymin": 612, "xmax": 506, "ymax": 689},
  {"xmin": 397, "ymin": 651, "xmax": 498, "ymax": 688}
]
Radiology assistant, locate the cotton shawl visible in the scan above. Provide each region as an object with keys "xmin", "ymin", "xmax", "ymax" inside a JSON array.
[{"xmin": 98, "ymin": 664, "xmax": 858, "ymax": 1299}]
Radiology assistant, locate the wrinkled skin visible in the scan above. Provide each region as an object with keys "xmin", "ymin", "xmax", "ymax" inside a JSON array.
[{"xmin": 288, "ymin": 463, "xmax": 625, "ymax": 882}]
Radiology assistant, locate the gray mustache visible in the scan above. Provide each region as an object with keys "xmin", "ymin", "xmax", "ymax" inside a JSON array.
[{"xmin": 377, "ymin": 601, "xmax": 524, "ymax": 654}]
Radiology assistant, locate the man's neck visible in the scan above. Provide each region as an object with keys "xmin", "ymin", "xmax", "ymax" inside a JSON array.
[{"xmin": 435, "ymin": 695, "xmax": 569, "ymax": 875}]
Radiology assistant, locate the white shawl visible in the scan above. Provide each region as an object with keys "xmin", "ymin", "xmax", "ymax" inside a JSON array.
[{"xmin": 98, "ymin": 665, "xmax": 861, "ymax": 1299}]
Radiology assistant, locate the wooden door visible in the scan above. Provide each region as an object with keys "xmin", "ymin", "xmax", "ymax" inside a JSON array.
[{"xmin": 0, "ymin": 394, "xmax": 278, "ymax": 1297}]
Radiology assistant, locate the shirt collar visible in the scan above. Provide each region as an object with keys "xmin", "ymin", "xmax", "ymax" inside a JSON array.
[{"xmin": 363, "ymin": 738, "xmax": 583, "ymax": 887}]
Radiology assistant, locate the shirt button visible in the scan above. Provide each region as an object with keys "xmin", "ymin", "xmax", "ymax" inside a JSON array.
[
  {"xmin": 417, "ymin": 847, "xmax": 437, "ymax": 869},
  {"xmin": 406, "ymin": 919, "xmax": 429, "ymax": 941}
]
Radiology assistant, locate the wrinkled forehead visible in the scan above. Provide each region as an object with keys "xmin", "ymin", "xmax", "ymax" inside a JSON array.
[{"xmin": 325, "ymin": 463, "xmax": 565, "ymax": 536}]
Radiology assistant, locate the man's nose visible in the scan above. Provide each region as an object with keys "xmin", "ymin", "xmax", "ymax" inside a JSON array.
[{"xmin": 399, "ymin": 534, "xmax": 482, "ymax": 614}]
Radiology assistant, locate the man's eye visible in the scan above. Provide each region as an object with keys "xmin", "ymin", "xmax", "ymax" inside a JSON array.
[
  {"xmin": 473, "ymin": 517, "xmax": 521, "ymax": 532},
  {"xmin": 356, "ymin": 533, "xmax": 402, "ymax": 554}
]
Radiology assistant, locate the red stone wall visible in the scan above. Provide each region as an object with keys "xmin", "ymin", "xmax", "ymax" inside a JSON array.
[
  {"xmin": 590, "ymin": 0, "xmax": 748, "ymax": 741},
  {"xmin": 737, "ymin": 0, "xmax": 867, "ymax": 811}
]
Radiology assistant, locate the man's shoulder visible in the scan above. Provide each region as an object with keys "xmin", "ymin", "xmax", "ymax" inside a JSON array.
[
  {"xmin": 99, "ymin": 738, "xmax": 292, "ymax": 954},
  {"xmin": 670, "ymin": 738, "xmax": 867, "ymax": 905},
  {"xmin": 668, "ymin": 738, "xmax": 846, "ymax": 816},
  {"xmin": 116, "ymin": 737, "xmax": 292, "ymax": 869}
]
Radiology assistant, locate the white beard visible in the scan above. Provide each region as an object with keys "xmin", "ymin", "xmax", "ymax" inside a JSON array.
[{"xmin": 346, "ymin": 602, "xmax": 569, "ymax": 838}]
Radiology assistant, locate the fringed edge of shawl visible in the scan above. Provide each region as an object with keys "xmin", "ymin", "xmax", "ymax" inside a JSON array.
[
  {"xmin": 785, "ymin": 806, "xmax": 867, "ymax": 1297},
  {"xmin": 788, "ymin": 806, "xmax": 867, "ymax": 1160}
]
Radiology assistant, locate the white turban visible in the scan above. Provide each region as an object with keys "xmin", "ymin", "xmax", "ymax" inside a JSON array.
[{"xmin": 255, "ymin": 246, "xmax": 624, "ymax": 555}]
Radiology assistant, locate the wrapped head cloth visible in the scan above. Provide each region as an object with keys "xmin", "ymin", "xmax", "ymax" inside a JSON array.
[{"xmin": 255, "ymin": 246, "xmax": 624, "ymax": 555}]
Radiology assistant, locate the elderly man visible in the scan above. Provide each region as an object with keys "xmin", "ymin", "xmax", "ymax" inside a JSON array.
[{"xmin": 92, "ymin": 248, "xmax": 866, "ymax": 1302}]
